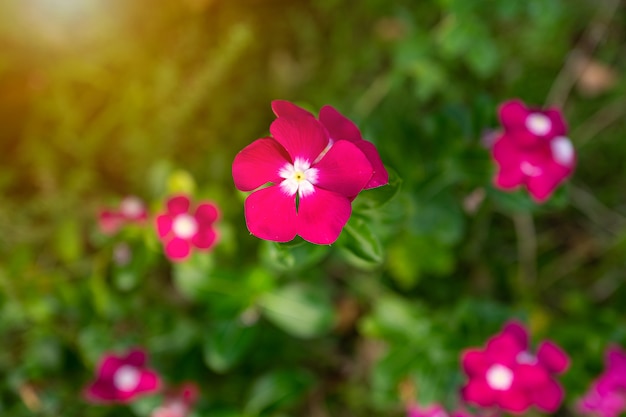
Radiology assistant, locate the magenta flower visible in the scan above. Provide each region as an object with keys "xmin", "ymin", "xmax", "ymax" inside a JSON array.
[
  {"xmin": 84, "ymin": 348, "xmax": 161, "ymax": 404},
  {"xmin": 232, "ymin": 101, "xmax": 380, "ymax": 244},
  {"xmin": 98, "ymin": 196, "xmax": 147, "ymax": 235},
  {"xmin": 156, "ymin": 195, "xmax": 220, "ymax": 261},
  {"xmin": 151, "ymin": 382, "xmax": 199, "ymax": 417},
  {"xmin": 578, "ymin": 346, "xmax": 626, "ymax": 417},
  {"xmin": 461, "ymin": 321, "xmax": 569, "ymax": 414},
  {"xmin": 491, "ymin": 99, "xmax": 575, "ymax": 202},
  {"xmin": 271, "ymin": 100, "xmax": 388, "ymax": 190}
]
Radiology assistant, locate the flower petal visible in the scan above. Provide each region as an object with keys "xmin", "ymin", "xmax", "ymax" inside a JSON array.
[
  {"xmin": 499, "ymin": 387, "xmax": 532, "ymax": 413},
  {"xmin": 486, "ymin": 333, "xmax": 524, "ymax": 366},
  {"xmin": 502, "ymin": 321, "xmax": 529, "ymax": 349},
  {"xmin": 544, "ymin": 108, "xmax": 568, "ymax": 137},
  {"xmin": 462, "ymin": 349, "xmax": 489, "ymax": 376},
  {"xmin": 192, "ymin": 228, "xmax": 218, "ymax": 250},
  {"xmin": 271, "ymin": 100, "xmax": 314, "ymax": 119},
  {"xmin": 270, "ymin": 114, "xmax": 329, "ymax": 163},
  {"xmin": 165, "ymin": 237, "xmax": 192, "ymax": 261},
  {"xmin": 135, "ymin": 370, "xmax": 161, "ymax": 395},
  {"xmin": 537, "ymin": 341, "xmax": 569, "ymax": 373},
  {"xmin": 318, "ymin": 105, "xmax": 362, "ymax": 142},
  {"xmin": 296, "ymin": 188, "xmax": 351, "ymax": 244},
  {"xmin": 98, "ymin": 356, "xmax": 124, "ymax": 379},
  {"xmin": 232, "ymin": 138, "xmax": 291, "ymax": 191},
  {"xmin": 313, "ymin": 140, "xmax": 373, "ymax": 197},
  {"xmin": 462, "ymin": 379, "xmax": 496, "ymax": 407},
  {"xmin": 353, "ymin": 139, "xmax": 388, "ymax": 189},
  {"xmin": 499, "ymin": 100, "xmax": 528, "ymax": 133},
  {"xmin": 195, "ymin": 202, "xmax": 220, "ymax": 224},
  {"xmin": 167, "ymin": 195, "xmax": 191, "ymax": 216},
  {"xmin": 84, "ymin": 379, "xmax": 118, "ymax": 403},
  {"xmin": 244, "ymin": 185, "xmax": 297, "ymax": 242},
  {"xmin": 525, "ymin": 166, "xmax": 565, "ymax": 202},
  {"xmin": 532, "ymin": 379, "xmax": 564, "ymax": 412},
  {"xmin": 516, "ymin": 364, "xmax": 549, "ymax": 387},
  {"xmin": 124, "ymin": 349, "xmax": 147, "ymax": 367},
  {"xmin": 156, "ymin": 214, "xmax": 173, "ymax": 239},
  {"xmin": 492, "ymin": 136, "xmax": 525, "ymax": 189}
]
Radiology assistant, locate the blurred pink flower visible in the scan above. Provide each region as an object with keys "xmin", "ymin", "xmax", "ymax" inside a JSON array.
[
  {"xmin": 84, "ymin": 348, "xmax": 161, "ymax": 404},
  {"xmin": 491, "ymin": 99, "xmax": 575, "ymax": 202},
  {"xmin": 577, "ymin": 346, "xmax": 626, "ymax": 417},
  {"xmin": 98, "ymin": 196, "xmax": 147, "ymax": 235},
  {"xmin": 151, "ymin": 382, "xmax": 199, "ymax": 417},
  {"xmin": 156, "ymin": 195, "xmax": 220, "ymax": 261},
  {"xmin": 499, "ymin": 100, "xmax": 568, "ymax": 148},
  {"xmin": 232, "ymin": 100, "xmax": 376, "ymax": 244},
  {"xmin": 461, "ymin": 321, "xmax": 569, "ymax": 414}
]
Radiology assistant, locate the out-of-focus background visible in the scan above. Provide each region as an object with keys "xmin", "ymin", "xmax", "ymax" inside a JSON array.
[{"xmin": 1, "ymin": 0, "xmax": 626, "ymax": 416}]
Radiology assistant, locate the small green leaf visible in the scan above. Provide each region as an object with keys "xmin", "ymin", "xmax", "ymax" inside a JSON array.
[
  {"xmin": 259, "ymin": 284, "xmax": 334, "ymax": 339},
  {"xmin": 337, "ymin": 218, "xmax": 384, "ymax": 268},
  {"xmin": 244, "ymin": 369, "xmax": 314, "ymax": 415},
  {"xmin": 203, "ymin": 320, "xmax": 258, "ymax": 373}
]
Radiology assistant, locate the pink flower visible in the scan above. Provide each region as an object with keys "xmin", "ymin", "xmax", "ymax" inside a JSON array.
[
  {"xmin": 491, "ymin": 99, "xmax": 575, "ymax": 202},
  {"xmin": 84, "ymin": 348, "xmax": 161, "ymax": 404},
  {"xmin": 499, "ymin": 100, "xmax": 568, "ymax": 148},
  {"xmin": 98, "ymin": 196, "xmax": 147, "ymax": 235},
  {"xmin": 271, "ymin": 100, "xmax": 389, "ymax": 190},
  {"xmin": 461, "ymin": 321, "xmax": 569, "ymax": 414},
  {"xmin": 577, "ymin": 346, "xmax": 626, "ymax": 417},
  {"xmin": 155, "ymin": 195, "xmax": 220, "ymax": 261},
  {"xmin": 151, "ymin": 383, "xmax": 199, "ymax": 417},
  {"xmin": 232, "ymin": 101, "xmax": 379, "ymax": 244}
]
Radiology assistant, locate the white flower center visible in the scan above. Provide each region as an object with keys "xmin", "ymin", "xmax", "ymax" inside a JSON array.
[
  {"xmin": 520, "ymin": 161, "xmax": 542, "ymax": 177},
  {"xmin": 113, "ymin": 365, "xmax": 141, "ymax": 392},
  {"xmin": 278, "ymin": 157, "xmax": 319, "ymax": 198},
  {"xmin": 486, "ymin": 364, "xmax": 514, "ymax": 391},
  {"xmin": 120, "ymin": 196, "xmax": 144, "ymax": 219},
  {"xmin": 550, "ymin": 136, "xmax": 574, "ymax": 166},
  {"xmin": 172, "ymin": 214, "xmax": 198, "ymax": 239},
  {"xmin": 525, "ymin": 113, "xmax": 552, "ymax": 136}
]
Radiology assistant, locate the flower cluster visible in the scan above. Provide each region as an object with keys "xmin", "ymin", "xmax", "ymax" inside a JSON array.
[
  {"xmin": 461, "ymin": 321, "xmax": 569, "ymax": 414},
  {"xmin": 232, "ymin": 100, "xmax": 388, "ymax": 245},
  {"xmin": 578, "ymin": 346, "xmax": 626, "ymax": 417},
  {"xmin": 491, "ymin": 100, "xmax": 576, "ymax": 202},
  {"xmin": 98, "ymin": 193, "xmax": 220, "ymax": 262}
]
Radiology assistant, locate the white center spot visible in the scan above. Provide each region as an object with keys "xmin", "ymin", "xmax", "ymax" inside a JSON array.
[
  {"xmin": 525, "ymin": 113, "xmax": 552, "ymax": 136},
  {"xmin": 551, "ymin": 136, "xmax": 575, "ymax": 166},
  {"xmin": 113, "ymin": 365, "xmax": 141, "ymax": 392},
  {"xmin": 120, "ymin": 196, "xmax": 145, "ymax": 219},
  {"xmin": 486, "ymin": 364, "xmax": 514, "ymax": 391},
  {"xmin": 278, "ymin": 157, "xmax": 319, "ymax": 198},
  {"xmin": 172, "ymin": 214, "xmax": 198, "ymax": 239},
  {"xmin": 520, "ymin": 161, "xmax": 542, "ymax": 177}
]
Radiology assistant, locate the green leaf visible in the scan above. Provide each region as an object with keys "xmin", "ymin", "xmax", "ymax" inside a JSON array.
[
  {"xmin": 410, "ymin": 192, "xmax": 465, "ymax": 245},
  {"xmin": 353, "ymin": 166, "xmax": 402, "ymax": 210},
  {"xmin": 337, "ymin": 218, "xmax": 384, "ymax": 268},
  {"xmin": 260, "ymin": 240, "xmax": 330, "ymax": 272},
  {"xmin": 203, "ymin": 320, "xmax": 258, "ymax": 373},
  {"xmin": 259, "ymin": 284, "xmax": 334, "ymax": 339},
  {"xmin": 244, "ymin": 369, "xmax": 314, "ymax": 415}
]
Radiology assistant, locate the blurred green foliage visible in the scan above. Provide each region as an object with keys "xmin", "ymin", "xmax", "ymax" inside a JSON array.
[{"xmin": 1, "ymin": 0, "xmax": 626, "ymax": 415}]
